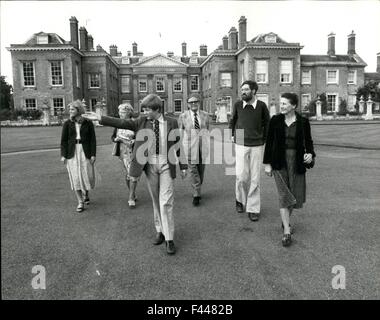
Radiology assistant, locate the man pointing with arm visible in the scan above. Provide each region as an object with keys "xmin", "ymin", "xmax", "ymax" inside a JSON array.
[{"xmin": 84, "ymin": 94, "xmax": 187, "ymax": 255}]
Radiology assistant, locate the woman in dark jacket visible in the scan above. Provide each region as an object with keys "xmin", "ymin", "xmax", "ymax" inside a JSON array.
[
  {"xmin": 60, "ymin": 100, "xmax": 97, "ymax": 212},
  {"xmin": 263, "ymin": 93, "xmax": 315, "ymax": 247}
]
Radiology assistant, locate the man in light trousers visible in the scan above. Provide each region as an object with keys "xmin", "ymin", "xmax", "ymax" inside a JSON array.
[{"xmin": 229, "ymin": 80, "xmax": 270, "ymax": 221}]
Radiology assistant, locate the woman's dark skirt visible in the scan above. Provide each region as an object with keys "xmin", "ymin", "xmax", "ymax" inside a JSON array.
[{"xmin": 273, "ymin": 149, "xmax": 306, "ymax": 209}]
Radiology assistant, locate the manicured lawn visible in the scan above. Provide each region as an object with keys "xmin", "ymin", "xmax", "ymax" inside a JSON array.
[{"xmin": 1, "ymin": 137, "xmax": 379, "ymax": 299}]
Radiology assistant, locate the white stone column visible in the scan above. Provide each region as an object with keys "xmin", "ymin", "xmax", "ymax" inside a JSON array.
[
  {"xmin": 316, "ymin": 97, "xmax": 322, "ymax": 121},
  {"xmin": 183, "ymin": 75, "xmax": 188, "ymax": 109},
  {"xmin": 359, "ymin": 95, "xmax": 365, "ymax": 114},
  {"xmin": 167, "ymin": 75, "xmax": 173, "ymax": 113},
  {"xmin": 269, "ymin": 102, "xmax": 277, "ymax": 118},
  {"xmin": 94, "ymin": 103, "xmax": 102, "ymax": 126},
  {"xmin": 133, "ymin": 76, "xmax": 139, "ymax": 112},
  {"xmin": 365, "ymin": 96, "xmax": 374, "ymax": 120}
]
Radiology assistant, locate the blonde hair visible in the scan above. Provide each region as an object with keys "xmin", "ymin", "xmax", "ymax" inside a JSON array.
[
  {"xmin": 68, "ymin": 99, "xmax": 86, "ymax": 115},
  {"xmin": 118, "ymin": 103, "xmax": 134, "ymax": 112}
]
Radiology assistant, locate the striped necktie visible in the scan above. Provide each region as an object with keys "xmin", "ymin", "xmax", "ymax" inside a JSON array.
[
  {"xmin": 194, "ymin": 112, "xmax": 200, "ymax": 130},
  {"xmin": 154, "ymin": 119, "xmax": 159, "ymax": 154}
]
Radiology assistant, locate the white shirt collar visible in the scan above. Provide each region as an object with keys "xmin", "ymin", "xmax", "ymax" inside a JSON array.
[
  {"xmin": 243, "ymin": 98, "xmax": 257, "ymax": 109},
  {"xmin": 155, "ymin": 114, "xmax": 164, "ymax": 123}
]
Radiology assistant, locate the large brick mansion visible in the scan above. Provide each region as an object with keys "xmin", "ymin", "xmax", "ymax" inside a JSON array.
[{"xmin": 8, "ymin": 16, "xmax": 378, "ymax": 118}]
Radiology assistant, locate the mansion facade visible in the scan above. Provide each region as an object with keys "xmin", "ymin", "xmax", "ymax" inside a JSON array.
[{"xmin": 7, "ymin": 16, "xmax": 374, "ymax": 118}]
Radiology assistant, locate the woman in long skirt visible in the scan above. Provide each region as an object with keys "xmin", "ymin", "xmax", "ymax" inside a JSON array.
[
  {"xmin": 111, "ymin": 103, "xmax": 139, "ymax": 208},
  {"xmin": 263, "ymin": 93, "xmax": 316, "ymax": 247},
  {"xmin": 60, "ymin": 100, "xmax": 97, "ymax": 212}
]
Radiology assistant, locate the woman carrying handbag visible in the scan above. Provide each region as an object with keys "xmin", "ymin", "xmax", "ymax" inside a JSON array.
[{"xmin": 263, "ymin": 93, "xmax": 316, "ymax": 247}]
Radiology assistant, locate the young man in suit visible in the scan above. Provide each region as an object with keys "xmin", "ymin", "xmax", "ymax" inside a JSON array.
[
  {"xmin": 178, "ymin": 96, "xmax": 210, "ymax": 206},
  {"xmin": 83, "ymin": 94, "xmax": 187, "ymax": 255},
  {"xmin": 229, "ymin": 80, "xmax": 270, "ymax": 222}
]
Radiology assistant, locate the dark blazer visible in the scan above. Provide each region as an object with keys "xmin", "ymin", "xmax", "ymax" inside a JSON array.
[
  {"xmin": 60, "ymin": 118, "xmax": 96, "ymax": 160},
  {"xmin": 100, "ymin": 115, "xmax": 187, "ymax": 179},
  {"xmin": 263, "ymin": 112, "xmax": 316, "ymax": 174}
]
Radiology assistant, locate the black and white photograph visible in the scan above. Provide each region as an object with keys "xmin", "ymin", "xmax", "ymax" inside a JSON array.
[{"xmin": 1, "ymin": 0, "xmax": 379, "ymax": 307}]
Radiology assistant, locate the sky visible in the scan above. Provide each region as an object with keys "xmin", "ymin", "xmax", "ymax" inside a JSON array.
[{"xmin": 1, "ymin": 0, "xmax": 380, "ymax": 85}]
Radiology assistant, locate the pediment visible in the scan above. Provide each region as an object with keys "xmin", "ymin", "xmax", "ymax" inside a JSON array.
[{"xmin": 134, "ymin": 54, "xmax": 188, "ymax": 67}]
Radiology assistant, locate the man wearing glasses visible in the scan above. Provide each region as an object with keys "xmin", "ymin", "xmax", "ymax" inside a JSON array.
[
  {"xmin": 229, "ymin": 80, "xmax": 270, "ymax": 222},
  {"xmin": 178, "ymin": 96, "xmax": 210, "ymax": 206}
]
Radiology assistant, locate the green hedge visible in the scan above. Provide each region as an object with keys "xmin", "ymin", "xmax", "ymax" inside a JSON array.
[{"xmin": 0, "ymin": 109, "xmax": 43, "ymax": 121}]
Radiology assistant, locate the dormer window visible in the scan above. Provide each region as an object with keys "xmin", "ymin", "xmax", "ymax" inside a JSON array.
[
  {"xmin": 121, "ymin": 57, "xmax": 130, "ymax": 64},
  {"xmin": 265, "ymin": 35, "xmax": 276, "ymax": 43},
  {"xmin": 37, "ymin": 35, "xmax": 49, "ymax": 44},
  {"xmin": 190, "ymin": 57, "xmax": 198, "ymax": 64}
]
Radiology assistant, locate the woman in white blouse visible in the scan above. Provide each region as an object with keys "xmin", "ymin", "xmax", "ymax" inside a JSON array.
[{"xmin": 60, "ymin": 100, "xmax": 97, "ymax": 212}]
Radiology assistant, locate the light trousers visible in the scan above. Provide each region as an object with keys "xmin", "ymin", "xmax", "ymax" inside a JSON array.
[
  {"xmin": 145, "ymin": 163, "xmax": 174, "ymax": 240},
  {"xmin": 188, "ymin": 148, "xmax": 205, "ymax": 197},
  {"xmin": 235, "ymin": 144, "xmax": 264, "ymax": 213}
]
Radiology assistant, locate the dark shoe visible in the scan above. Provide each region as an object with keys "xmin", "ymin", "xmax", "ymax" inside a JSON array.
[
  {"xmin": 282, "ymin": 233, "xmax": 292, "ymax": 247},
  {"xmin": 248, "ymin": 212, "xmax": 260, "ymax": 221},
  {"xmin": 281, "ymin": 223, "xmax": 294, "ymax": 234},
  {"xmin": 192, "ymin": 196, "xmax": 200, "ymax": 206},
  {"xmin": 83, "ymin": 193, "xmax": 90, "ymax": 205},
  {"xmin": 236, "ymin": 201, "xmax": 244, "ymax": 213},
  {"xmin": 153, "ymin": 232, "xmax": 165, "ymax": 245},
  {"xmin": 166, "ymin": 241, "xmax": 176, "ymax": 255}
]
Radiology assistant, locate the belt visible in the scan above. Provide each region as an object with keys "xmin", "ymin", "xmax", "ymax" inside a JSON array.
[{"xmin": 75, "ymin": 139, "xmax": 82, "ymax": 144}]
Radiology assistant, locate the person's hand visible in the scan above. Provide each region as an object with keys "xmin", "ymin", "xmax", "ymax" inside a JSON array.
[
  {"xmin": 82, "ymin": 112, "xmax": 100, "ymax": 121},
  {"xmin": 61, "ymin": 157, "xmax": 67, "ymax": 165},
  {"xmin": 264, "ymin": 164, "xmax": 272, "ymax": 177},
  {"xmin": 180, "ymin": 169, "xmax": 187, "ymax": 179},
  {"xmin": 114, "ymin": 136, "xmax": 121, "ymax": 142},
  {"xmin": 90, "ymin": 156, "xmax": 96, "ymax": 165},
  {"xmin": 303, "ymin": 153, "xmax": 313, "ymax": 164}
]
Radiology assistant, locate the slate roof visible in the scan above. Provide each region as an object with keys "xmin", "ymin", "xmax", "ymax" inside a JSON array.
[
  {"xmin": 24, "ymin": 32, "xmax": 67, "ymax": 45},
  {"xmin": 301, "ymin": 55, "xmax": 357, "ymax": 63}
]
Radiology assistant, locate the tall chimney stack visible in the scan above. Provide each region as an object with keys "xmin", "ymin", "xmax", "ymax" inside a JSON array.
[
  {"xmin": 132, "ymin": 42, "xmax": 138, "ymax": 56},
  {"xmin": 182, "ymin": 42, "xmax": 187, "ymax": 57},
  {"xmin": 109, "ymin": 45, "xmax": 118, "ymax": 56},
  {"xmin": 238, "ymin": 16, "xmax": 247, "ymax": 48},
  {"xmin": 222, "ymin": 36, "xmax": 228, "ymax": 50},
  {"xmin": 200, "ymin": 45, "xmax": 207, "ymax": 56},
  {"xmin": 347, "ymin": 31, "xmax": 356, "ymax": 55},
  {"xmin": 69, "ymin": 17, "xmax": 79, "ymax": 49},
  {"xmin": 228, "ymin": 27, "xmax": 238, "ymax": 50},
  {"xmin": 377, "ymin": 52, "xmax": 380, "ymax": 73},
  {"xmin": 327, "ymin": 32, "xmax": 335, "ymax": 56},
  {"xmin": 79, "ymin": 27, "xmax": 88, "ymax": 51},
  {"xmin": 87, "ymin": 35, "xmax": 94, "ymax": 51}
]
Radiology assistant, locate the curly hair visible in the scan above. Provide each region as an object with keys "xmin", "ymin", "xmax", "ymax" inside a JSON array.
[
  {"xmin": 118, "ymin": 103, "xmax": 134, "ymax": 112},
  {"xmin": 68, "ymin": 99, "xmax": 86, "ymax": 115}
]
